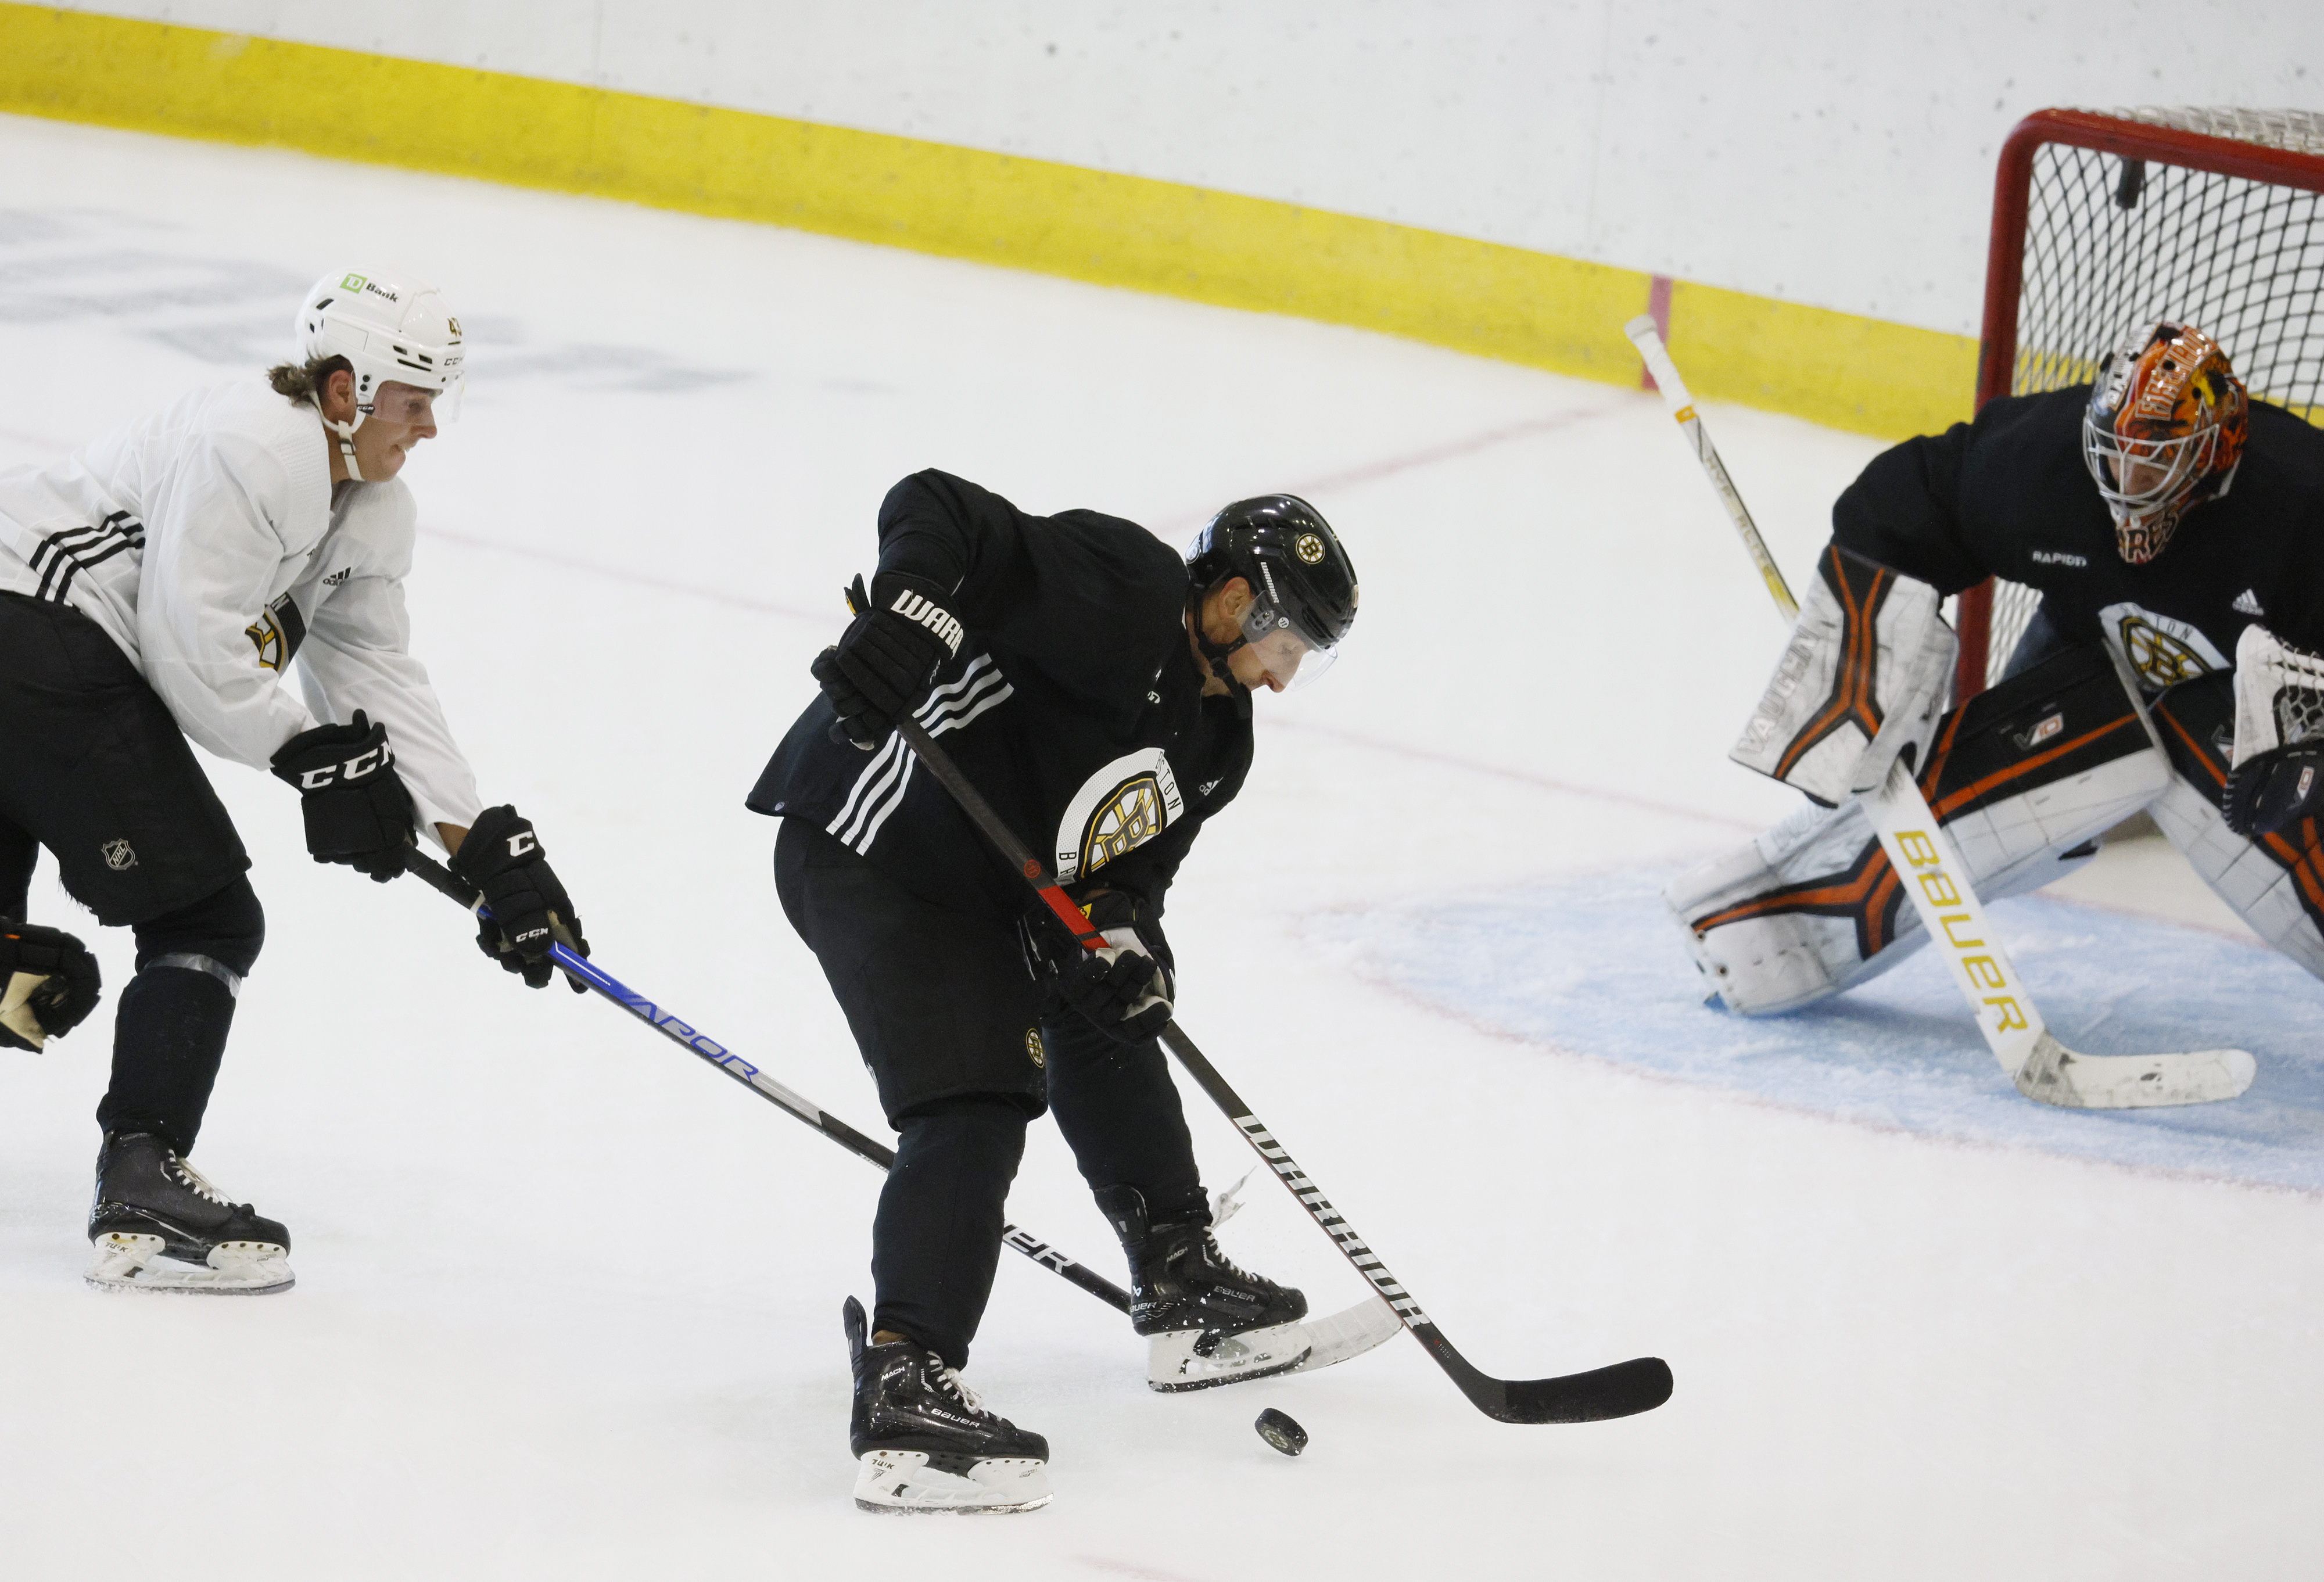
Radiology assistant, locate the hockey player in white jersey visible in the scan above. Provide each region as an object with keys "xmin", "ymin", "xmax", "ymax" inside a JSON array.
[{"xmin": 0, "ymin": 269, "xmax": 589, "ymax": 1293}]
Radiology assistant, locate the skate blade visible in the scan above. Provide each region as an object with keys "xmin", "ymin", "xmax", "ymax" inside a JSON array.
[
  {"xmin": 1146, "ymin": 1319, "xmax": 1312, "ymax": 1393},
  {"xmin": 84, "ymin": 1233, "xmax": 295, "ymax": 1296},
  {"xmin": 852, "ymin": 1449, "xmax": 1050, "ymax": 1513}
]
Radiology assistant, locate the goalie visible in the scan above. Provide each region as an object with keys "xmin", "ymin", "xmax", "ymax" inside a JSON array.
[{"xmin": 1668, "ymin": 320, "xmax": 2324, "ymax": 1013}]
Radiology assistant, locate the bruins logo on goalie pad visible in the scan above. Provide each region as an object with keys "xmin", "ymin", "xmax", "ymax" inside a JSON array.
[
  {"xmin": 1730, "ymin": 545, "xmax": 1956, "ymax": 807},
  {"xmin": 1673, "ymin": 646, "xmax": 2167, "ymax": 1014}
]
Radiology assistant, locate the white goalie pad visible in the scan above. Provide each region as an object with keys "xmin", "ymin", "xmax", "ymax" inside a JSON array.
[
  {"xmin": 2231, "ymin": 623, "xmax": 2324, "ymax": 765},
  {"xmin": 2147, "ymin": 776, "xmax": 2324, "ymax": 980},
  {"xmin": 2147, "ymin": 670, "xmax": 2324, "ymax": 983},
  {"xmin": 1730, "ymin": 545, "xmax": 1957, "ymax": 806},
  {"xmin": 1677, "ymin": 645, "xmax": 2169, "ymax": 1016}
]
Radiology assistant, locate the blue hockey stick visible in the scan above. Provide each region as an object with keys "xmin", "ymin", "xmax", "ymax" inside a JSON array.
[{"xmin": 400, "ymin": 845, "xmax": 1132, "ymax": 1314}]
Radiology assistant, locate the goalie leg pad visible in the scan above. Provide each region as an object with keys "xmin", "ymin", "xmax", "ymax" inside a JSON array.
[
  {"xmin": 1730, "ymin": 544, "xmax": 1958, "ymax": 806},
  {"xmin": 1676, "ymin": 645, "xmax": 2166, "ymax": 1014},
  {"xmin": 1666, "ymin": 798, "xmax": 1927, "ymax": 1016},
  {"xmin": 2149, "ymin": 672, "xmax": 2324, "ymax": 981}
]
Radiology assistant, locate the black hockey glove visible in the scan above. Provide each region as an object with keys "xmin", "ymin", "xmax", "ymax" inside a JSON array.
[
  {"xmin": 1023, "ymin": 889, "xmax": 1175, "ymax": 1045},
  {"xmin": 810, "ymin": 573, "xmax": 962, "ymax": 750},
  {"xmin": 450, "ymin": 805, "xmax": 590, "ymax": 992},
  {"xmin": 269, "ymin": 711, "xmax": 414, "ymax": 883},
  {"xmin": 2222, "ymin": 743, "xmax": 2324, "ymax": 838},
  {"xmin": 0, "ymin": 921, "xmax": 103, "ymax": 1052}
]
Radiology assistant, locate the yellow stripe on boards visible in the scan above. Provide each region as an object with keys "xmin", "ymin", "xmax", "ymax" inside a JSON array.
[{"xmin": 0, "ymin": 3, "xmax": 1977, "ymax": 440}]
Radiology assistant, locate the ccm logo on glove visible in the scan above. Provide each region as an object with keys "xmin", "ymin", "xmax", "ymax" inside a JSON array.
[
  {"xmin": 268, "ymin": 711, "xmax": 414, "ymax": 883},
  {"xmin": 291, "ymin": 742, "xmax": 393, "ymax": 790}
]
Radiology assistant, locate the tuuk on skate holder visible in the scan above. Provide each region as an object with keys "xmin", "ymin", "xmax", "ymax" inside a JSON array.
[
  {"xmin": 397, "ymin": 842, "xmax": 1135, "ymax": 1315},
  {"xmin": 887, "ymin": 713, "xmax": 1675, "ymax": 1426}
]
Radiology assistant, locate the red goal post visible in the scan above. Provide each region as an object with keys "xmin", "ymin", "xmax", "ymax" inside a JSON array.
[{"xmin": 1956, "ymin": 107, "xmax": 2324, "ymax": 702}]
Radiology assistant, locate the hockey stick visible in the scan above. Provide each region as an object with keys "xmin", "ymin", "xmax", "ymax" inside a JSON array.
[
  {"xmin": 888, "ymin": 714, "xmax": 1674, "ymax": 1424},
  {"xmin": 1627, "ymin": 318, "xmax": 2257, "ymax": 1109},
  {"xmin": 1626, "ymin": 316, "xmax": 1800, "ymax": 620},
  {"xmin": 398, "ymin": 846, "xmax": 1132, "ymax": 1311}
]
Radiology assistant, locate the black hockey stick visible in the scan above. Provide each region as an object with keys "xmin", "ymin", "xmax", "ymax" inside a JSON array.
[
  {"xmin": 890, "ymin": 714, "xmax": 1674, "ymax": 1424},
  {"xmin": 400, "ymin": 845, "xmax": 1133, "ymax": 1314}
]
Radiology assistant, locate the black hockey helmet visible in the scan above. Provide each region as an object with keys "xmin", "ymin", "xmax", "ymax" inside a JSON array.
[{"xmin": 1185, "ymin": 494, "xmax": 1358, "ymax": 688}]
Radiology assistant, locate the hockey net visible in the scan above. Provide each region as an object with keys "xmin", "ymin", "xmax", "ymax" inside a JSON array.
[{"xmin": 1960, "ymin": 107, "xmax": 2324, "ymax": 696}]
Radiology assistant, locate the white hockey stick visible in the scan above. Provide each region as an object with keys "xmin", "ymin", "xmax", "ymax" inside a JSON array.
[
  {"xmin": 1629, "ymin": 316, "xmax": 2257, "ymax": 1109},
  {"xmin": 1625, "ymin": 316, "xmax": 1800, "ymax": 620}
]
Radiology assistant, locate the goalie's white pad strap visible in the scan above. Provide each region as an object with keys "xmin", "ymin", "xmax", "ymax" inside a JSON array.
[
  {"xmin": 1677, "ymin": 645, "xmax": 2166, "ymax": 1015},
  {"xmin": 1730, "ymin": 544, "xmax": 1957, "ymax": 806},
  {"xmin": 2231, "ymin": 623, "xmax": 2324, "ymax": 767}
]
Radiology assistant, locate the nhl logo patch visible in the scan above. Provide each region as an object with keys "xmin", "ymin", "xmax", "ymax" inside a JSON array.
[
  {"xmin": 1024, "ymin": 1028, "xmax": 1045, "ymax": 1068},
  {"xmin": 1294, "ymin": 532, "xmax": 1326, "ymax": 565},
  {"xmin": 101, "ymin": 838, "xmax": 137, "ymax": 872}
]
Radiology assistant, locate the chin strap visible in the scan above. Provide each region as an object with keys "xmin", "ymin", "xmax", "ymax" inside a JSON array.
[
  {"xmin": 326, "ymin": 415, "xmax": 364, "ymax": 482},
  {"xmin": 1186, "ymin": 591, "xmax": 1249, "ymax": 672}
]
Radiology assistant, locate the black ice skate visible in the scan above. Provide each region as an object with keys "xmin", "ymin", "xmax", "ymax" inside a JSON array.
[
  {"xmin": 845, "ymin": 1296, "xmax": 1050, "ymax": 1513},
  {"xmin": 85, "ymin": 1131, "xmax": 293, "ymax": 1295},
  {"xmin": 1095, "ymin": 1185, "xmax": 1312, "ymax": 1391}
]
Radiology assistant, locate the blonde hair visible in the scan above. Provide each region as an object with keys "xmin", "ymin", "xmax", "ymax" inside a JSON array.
[{"xmin": 266, "ymin": 354, "xmax": 352, "ymax": 408}]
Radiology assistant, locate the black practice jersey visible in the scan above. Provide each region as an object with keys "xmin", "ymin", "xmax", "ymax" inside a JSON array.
[
  {"xmin": 1831, "ymin": 387, "xmax": 2324, "ymax": 690},
  {"xmin": 747, "ymin": 471, "xmax": 1253, "ymax": 917}
]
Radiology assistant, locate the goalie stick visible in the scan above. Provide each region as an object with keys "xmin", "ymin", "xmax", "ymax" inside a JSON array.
[
  {"xmin": 400, "ymin": 846, "xmax": 1405, "ymax": 1372},
  {"xmin": 1626, "ymin": 317, "xmax": 2256, "ymax": 1109},
  {"xmin": 887, "ymin": 712, "xmax": 1674, "ymax": 1425}
]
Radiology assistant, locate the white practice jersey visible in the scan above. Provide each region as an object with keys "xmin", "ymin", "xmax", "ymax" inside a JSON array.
[{"xmin": 0, "ymin": 379, "xmax": 482, "ymax": 839}]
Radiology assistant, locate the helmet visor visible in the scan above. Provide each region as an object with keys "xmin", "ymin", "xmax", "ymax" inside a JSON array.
[
  {"xmin": 1238, "ymin": 604, "xmax": 1338, "ymax": 692},
  {"xmin": 370, "ymin": 378, "xmax": 462, "ymax": 428}
]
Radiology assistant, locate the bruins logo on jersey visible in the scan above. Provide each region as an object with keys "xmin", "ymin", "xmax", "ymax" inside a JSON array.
[
  {"xmin": 1024, "ymin": 1027, "xmax": 1045, "ymax": 1068},
  {"xmin": 243, "ymin": 594, "xmax": 309, "ymax": 675},
  {"xmin": 2102, "ymin": 601, "xmax": 2228, "ymax": 693},
  {"xmin": 1295, "ymin": 532, "xmax": 1326, "ymax": 565},
  {"xmin": 1053, "ymin": 749, "xmax": 1186, "ymax": 884}
]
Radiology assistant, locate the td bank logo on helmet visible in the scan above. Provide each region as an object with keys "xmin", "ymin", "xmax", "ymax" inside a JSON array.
[{"xmin": 336, "ymin": 272, "xmax": 401, "ymax": 305}]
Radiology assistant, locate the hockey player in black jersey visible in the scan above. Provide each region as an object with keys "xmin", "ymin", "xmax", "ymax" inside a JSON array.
[
  {"xmin": 748, "ymin": 470, "xmax": 1358, "ymax": 1512},
  {"xmin": 1669, "ymin": 320, "xmax": 2324, "ymax": 1014}
]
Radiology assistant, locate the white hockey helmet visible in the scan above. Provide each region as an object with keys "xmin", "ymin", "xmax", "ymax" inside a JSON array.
[{"xmin": 293, "ymin": 267, "xmax": 464, "ymax": 419}]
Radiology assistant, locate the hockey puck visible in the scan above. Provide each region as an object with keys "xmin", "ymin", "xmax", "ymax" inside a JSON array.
[{"xmin": 1253, "ymin": 1407, "xmax": 1307, "ymax": 1457}]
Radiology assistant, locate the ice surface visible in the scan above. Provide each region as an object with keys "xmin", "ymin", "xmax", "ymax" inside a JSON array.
[
  {"xmin": 2, "ymin": 113, "xmax": 2320, "ymax": 1580},
  {"xmin": 1317, "ymin": 872, "xmax": 2324, "ymax": 1190}
]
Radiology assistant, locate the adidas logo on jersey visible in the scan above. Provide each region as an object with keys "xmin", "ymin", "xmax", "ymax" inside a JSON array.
[
  {"xmin": 2233, "ymin": 589, "xmax": 2265, "ymax": 616},
  {"xmin": 890, "ymin": 590, "xmax": 963, "ymax": 656}
]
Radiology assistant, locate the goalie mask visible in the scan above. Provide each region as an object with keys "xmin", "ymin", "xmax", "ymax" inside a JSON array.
[
  {"xmin": 293, "ymin": 268, "xmax": 465, "ymax": 480},
  {"xmin": 2081, "ymin": 320, "xmax": 2248, "ymax": 565},
  {"xmin": 1185, "ymin": 494, "xmax": 1358, "ymax": 691}
]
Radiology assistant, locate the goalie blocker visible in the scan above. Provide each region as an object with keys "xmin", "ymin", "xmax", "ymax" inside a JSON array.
[{"xmin": 1676, "ymin": 559, "xmax": 2324, "ymax": 1013}]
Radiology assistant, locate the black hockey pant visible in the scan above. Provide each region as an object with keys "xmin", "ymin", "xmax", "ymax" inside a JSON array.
[
  {"xmin": 776, "ymin": 818, "xmax": 1205, "ymax": 1369},
  {"xmin": 1, "ymin": 591, "xmax": 264, "ymax": 1156}
]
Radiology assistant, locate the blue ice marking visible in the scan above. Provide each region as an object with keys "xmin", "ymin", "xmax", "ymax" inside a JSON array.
[{"xmin": 1315, "ymin": 870, "xmax": 2324, "ymax": 1191}]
